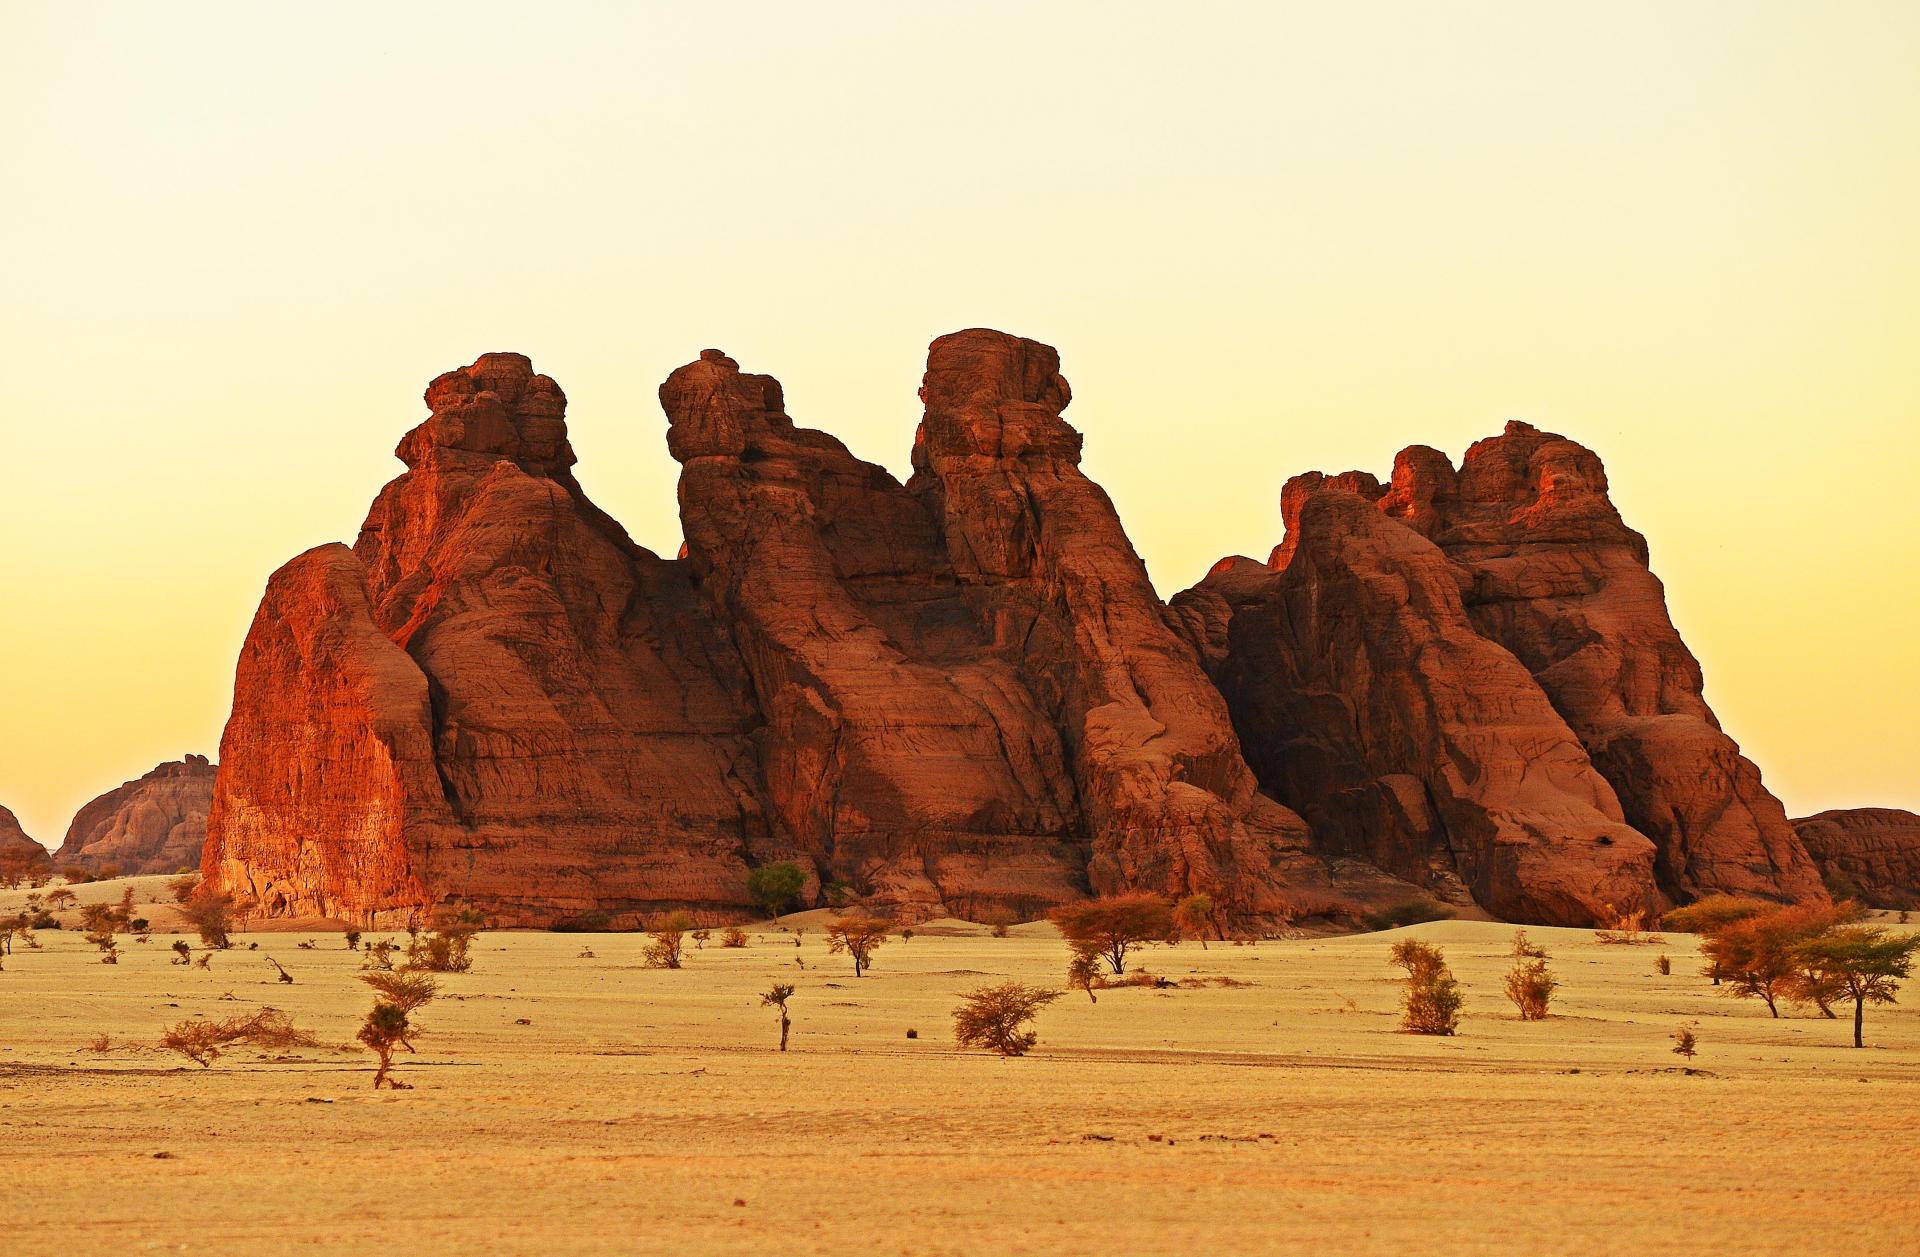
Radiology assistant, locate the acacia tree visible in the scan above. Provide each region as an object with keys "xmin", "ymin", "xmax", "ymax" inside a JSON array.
[
  {"xmin": 1049, "ymin": 893, "xmax": 1173, "ymax": 976},
  {"xmin": 761, "ymin": 983, "xmax": 795, "ymax": 1051},
  {"xmin": 747, "ymin": 862, "xmax": 807, "ymax": 919},
  {"xmin": 825, "ymin": 916, "xmax": 893, "ymax": 977},
  {"xmin": 1791, "ymin": 926, "xmax": 1920, "ymax": 1048},
  {"xmin": 953, "ymin": 983, "xmax": 1061, "ymax": 1057},
  {"xmin": 1702, "ymin": 904, "xmax": 1847, "ymax": 1017},
  {"xmin": 1172, "ymin": 894, "xmax": 1216, "ymax": 949}
]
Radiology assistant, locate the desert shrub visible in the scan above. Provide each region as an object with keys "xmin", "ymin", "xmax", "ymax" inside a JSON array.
[
  {"xmin": 1662, "ymin": 894, "xmax": 1770, "ymax": 935},
  {"xmin": 691, "ymin": 928, "xmax": 712, "ymax": 949},
  {"xmin": 357, "ymin": 969, "xmax": 439, "ymax": 1089},
  {"xmin": 761, "ymin": 983, "xmax": 794, "ymax": 1051},
  {"xmin": 179, "ymin": 889, "xmax": 235, "ymax": 949},
  {"xmin": 1672, "ymin": 1026, "xmax": 1698, "ymax": 1059},
  {"xmin": 1172, "ymin": 894, "xmax": 1216, "ymax": 947},
  {"xmin": 747, "ymin": 861, "xmax": 807, "ymax": 918},
  {"xmin": 159, "ymin": 1008, "xmax": 319, "ymax": 1068},
  {"xmin": 1509, "ymin": 929, "xmax": 1548, "ymax": 960},
  {"xmin": 171, "ymin": 940, "xmax": 192, "ymax": 965},
  {"xmin": 344, "ymin": 930, "xmax": 362, "ymax": 950},
  {"xmin": 1390, "ymin": 939, "xmax": 1463, "ymax": 1035},
  {"xmin": 362, "ymin": 969, "xmax": 439, "ymax": 1014},
  {"xmin": 1067, "ymin": 949, "xmax": 1102, "ymax": 1003},
  {"xmin": 952, "ymin": 982, "xmax": 1061, "ymax": 1057},
  {"xmin": 825, "ymin": 916, "xmax": 894, "ymax": 977},
  {"xmin": 721, "ymin": 925, "xmax": 748, "ymax": 948},
  {"xmin": 61, "ymin": 867, "xmax": 92, "ymax": 885},
  {"xmin": 1050, "ymin": 893, "xmax": 1173, "ymax": 975},
  {"xmin": 990, "ymin": 922, "xmax": 1011, "ymax": 939},
  {"xmin": 408, "ymin": 905, "xmax": 483, "ymax": 973},
  {"xmin": 362, "ymin": 939, "xmax": 398, "ymax": 971},
  {"xmin": 1363, "ymin": 899, "xmax": 1453, "ymax": 932},
  {"xmin": 1655, "ymin": 954, "xmax": 1671, "ymax": 976},
  {"xmin": 1594, "ymin": 902, "xmax": 1664, "ymax": 945},
  {"xmin": 1504, "ymin": 957, "xmax": 1556, "ymax": 1021},
  {"xmin": 644, "ymin": 911, "xmax": 693, "ymax": 969}
]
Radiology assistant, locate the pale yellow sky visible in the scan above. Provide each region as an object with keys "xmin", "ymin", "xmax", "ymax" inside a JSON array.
[{"xmin": 2, "ymin": 2, "xmax": 1916, "ymax": 845}]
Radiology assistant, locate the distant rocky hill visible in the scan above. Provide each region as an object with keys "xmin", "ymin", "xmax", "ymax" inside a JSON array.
[
  {"xmin": 54, "ymin": 755, "xmax": 216, "ymax": 876},
  {"xmin": 1792, "ymin": 809, "xmax": 1920, "ymax": 908},
  {"xmin": 200, "ymin": 331, "xmax": 1857, "ymax": 928},
  {"xmin": 1, "ymin": 804, "xmax": 52, "ymax": 882}
]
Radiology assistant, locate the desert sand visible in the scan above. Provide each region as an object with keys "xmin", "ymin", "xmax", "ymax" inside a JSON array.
[{"xmin": 2, "ymin": 877, "xmax": 1915, "ymax": 1256}]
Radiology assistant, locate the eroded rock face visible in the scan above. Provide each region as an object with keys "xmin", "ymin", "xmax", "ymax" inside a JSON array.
[
  {"xmin": 0, "ymin": 805, "xmax": 52, "ymax": 880},
  {"xmin": 54, "ymin": 756, "xmax": 216, "ymax": 876},
  {"xmin": 659, "ymin": 333, "xmax": 1324, "ymax": 923},
  {"xmin": 1178, "ymin": 478, "xmax": 1654, "ymax": 924},
  {"xmin": 1793, "ymin": 809, "xmax": 1920, "ymax": 908},
  {"xmin": 1176, "ymin": 423, "xmax": 1824, "ymax": 921},
  {"xmin": 1382, "ymin": 423, "xmax": 1824, "ymax": 906},
  {"xmin": 907, "ymin": 331, "xmax": 1323, "ymax": 919},
  {"xmin": 207, "ymin": 337, "xmax": 1329, "ymax": 928},
  {"xmin": 206, "ymin": 355, "xmax": 771, "ymax": 926}
]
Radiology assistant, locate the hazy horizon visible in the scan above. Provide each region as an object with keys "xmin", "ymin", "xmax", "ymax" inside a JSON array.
[{"xmin": 4, "ymin": 1, "xmax": 1917, "ymax": 842}]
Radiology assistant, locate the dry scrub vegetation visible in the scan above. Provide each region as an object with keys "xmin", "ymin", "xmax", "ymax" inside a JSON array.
[{"xmin": 2, "ymin": 877, "xmax": 1918, "ymax": 1255}]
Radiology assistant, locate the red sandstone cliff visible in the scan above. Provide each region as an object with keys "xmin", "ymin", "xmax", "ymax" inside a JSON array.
[
  {"xmin": 1175, "ymin": 423, "xmax": 1825, "ymax": 921},
  {"xmin": 1792, "ymin": 809, "xmax": 1920, "ymax": 908},
  {"xmin": 205, "ymin": 355, "xmax": 771, "ymax": 926},
  {"xmin": 204, "ymin": 339, "xmax": 1828, "ymax": 927},
  {"xmin": 54, "ymin": 756, "xmax": 215, "ymax": 875},
  {"xmin": 658, "ymin": 333, "xmax": 1324, "ymax": 923},
  {"xmin": 1, "ymin": 805, "xmax": 52, "ymax": 882}
]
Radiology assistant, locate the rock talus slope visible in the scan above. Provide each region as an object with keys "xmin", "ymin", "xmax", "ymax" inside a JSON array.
[{"xmin": 54, "ymin": 756, "xmax": 216, "ymax": 875}]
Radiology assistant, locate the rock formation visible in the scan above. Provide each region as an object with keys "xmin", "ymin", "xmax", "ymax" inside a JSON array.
[
  {"xmin": 1792, "ymin": 809, "xmax": 1920, "ymax": 908},
  {"xmin": 660, "ymin": 333, "xmax": 1324, "ymax": 923},
  {"xmin": 205, "ymin": 355, "xmax": 772, "ymax": 927},
  {"xmin": 207, "ymin": 336, "xmax": 1335, "ymax": 928},
  {"xmin": 53, "ymin": 756, "xmax": 215, "ymax": 875},
  {"xmin": 0, "ymin": 805, "xmax": 51, "ymax": 882},
  {"xmin": 204, "ymin": 336, "xmax": 1831, "ymax": 929},
  {"xmin": 1175, "ymin": 423, "xmax": 1826, "ymax": 922}
]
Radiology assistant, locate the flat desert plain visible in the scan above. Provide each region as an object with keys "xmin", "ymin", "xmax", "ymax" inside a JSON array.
[{"xmin": 2, "ymin": 877, "xmax": 1916, "ymax": 1256}]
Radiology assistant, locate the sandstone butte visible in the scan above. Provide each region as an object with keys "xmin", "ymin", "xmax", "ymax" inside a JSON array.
[
  {"xmin": 50, "ymin": 755, "xmax": 216, "ymax": 876},
  {"xmin": 0, "ymin": 803, "xmax": 53, "ymax": 881},
  {"xmin": 1171, "ymin": 423, "xmax": 1829, "ymax": 924},
  {"xmin": 1792, "ymin": 808, "xmax": 1920, "ymax": 909},
  {"xmin": 203, "ymin": 333, "xmax": 1846, "ymax": 929}
]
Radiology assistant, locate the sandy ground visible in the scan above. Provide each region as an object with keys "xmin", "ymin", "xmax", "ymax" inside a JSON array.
[{"xmin": 2, "ymin": 878, "xmax": 1916, "ymax": 1256}]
